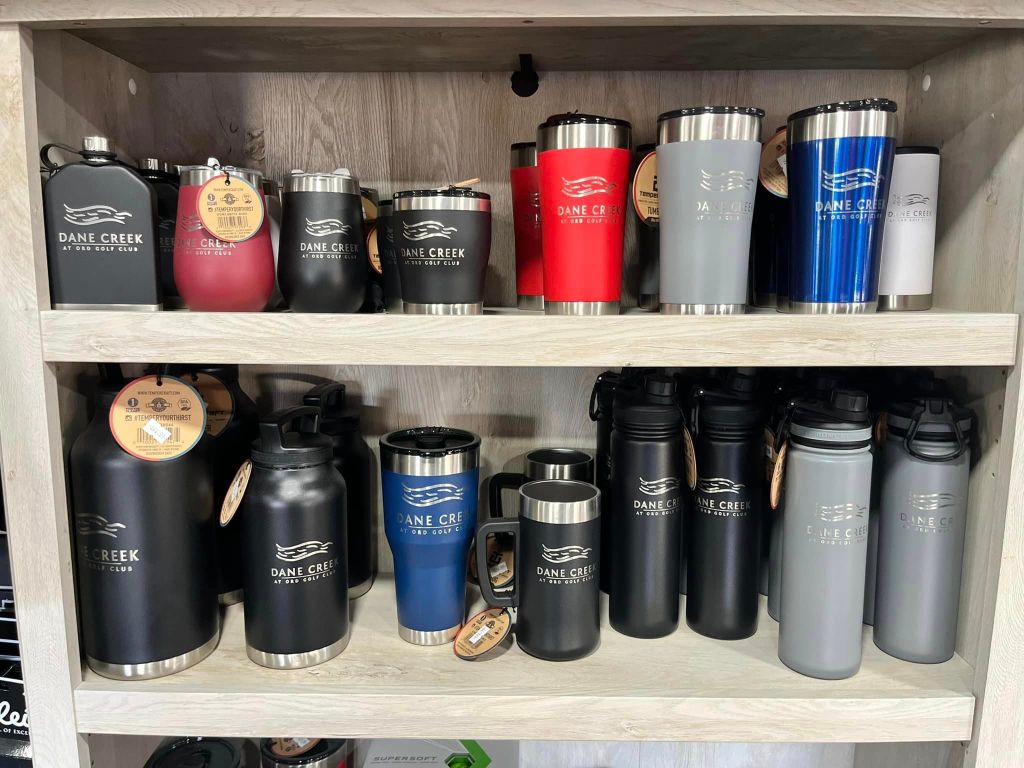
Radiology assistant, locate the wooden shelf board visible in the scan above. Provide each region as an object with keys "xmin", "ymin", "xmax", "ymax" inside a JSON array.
[
  {"xmin": 73, "ymin": 576, "xmax": 974, "ymax": 742},
  {"xmin": 40, "ymin": 308, "xmax": 1018, "ymax": 367}
]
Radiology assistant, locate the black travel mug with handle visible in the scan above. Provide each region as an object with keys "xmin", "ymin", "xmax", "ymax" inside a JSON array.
[
  {"xmin": 488, "ymin": 447, "xmax": 595, "ymax": 518},
  {"xmin": 475, "ymin": 480, "xmax": 601, "ymax": 661}
]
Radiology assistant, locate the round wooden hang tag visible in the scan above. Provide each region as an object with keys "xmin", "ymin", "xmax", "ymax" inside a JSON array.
[
  {"xmin": 191, "ymin": 372, "xmax": 235, "ymax": 438},
  {"xmin": 632, "ymin": 150, "xmax": 659, "ymax": 223},
  {"xmin": 220, "ymin": 459, "xmax": 252, "ymax": 527},
  {"xmin": 683, "ymin": 424, "xmax": 698, "ymax": 491},
  {"xmin": 770, "ymin": 440, "xmax": 789, "ymax": 511},
  {"xmin": 197, "ymin": 173, "xmax": 264, "ymax": 242},
  {"xmin": 367, "ymin": 224, "xmax": 383, "ymax": 274},
  {"xmin": 108, "ymin": 375, "xmax": 206, "ymax": 462},
  {"xmin": 758, "ymin": 127, "xmax": 788, "ymax": 198},
  {"xmin": 269, "ymin": 738, "xmax": 320, "ymax": 758}
]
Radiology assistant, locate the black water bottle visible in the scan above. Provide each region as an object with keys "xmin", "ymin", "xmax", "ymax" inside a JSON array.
[
  {"xmin": 304, "ymin": 382, "xmax": 375, "ymax": 598},
  {"xmin": 70, "ymin": 366, "xmax": 218, "ymax": 679},
  {"xmin": 242, "ymin": 407, "xmax": 349, "ymax": 669},
  {"xmin": 589, "ymin": 370, "xmax": 620, "ymax": 594},
  {"xmin": 138, "ymin": 158, "xmax": 181, "ymax": 307},
  {"xmin": 687, "ymin": 370, "xmax": 764, "ymax": 640},
  {"xmin": 609, "ymin": 374, "xmax": 684, "ymax": 638},
  {"xmin": 176, "ymin": 364, "xmax": 259, "ymax": 604}
]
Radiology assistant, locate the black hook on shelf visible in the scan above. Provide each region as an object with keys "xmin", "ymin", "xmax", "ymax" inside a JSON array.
[{"xmin": 511, "ymin": 53, "xmax": 539, "ymax": 98}]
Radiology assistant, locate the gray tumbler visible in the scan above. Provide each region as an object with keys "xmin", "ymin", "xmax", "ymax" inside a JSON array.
[
  {"xmin": 874, "ymin": 399, "xmax": 973, "ymax": 663},
  {"xmin": 778, "ymin": 391, "xmax": 873, "ymax": 679},
  {"xmin": 657, "ymin": 106, "xmax": 764, "ymax": 315}
]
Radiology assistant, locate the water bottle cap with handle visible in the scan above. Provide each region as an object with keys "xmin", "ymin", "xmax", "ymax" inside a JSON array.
[
  {"xmin": 303, "ymin": 381, "xmax": 359, "ymax": 433},
  {"xmin": 886, "ymin": 397, "xmax": 974, "ymax": 462},
  {"xmin": 251, "ymin": 406, "xmax": 333, "ymax": 469}
]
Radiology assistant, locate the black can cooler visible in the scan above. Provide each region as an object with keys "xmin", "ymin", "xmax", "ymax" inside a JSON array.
[
  {"xmin": 476, "ymin": 480, "xmax": 601, "ymax": 661},
  {"xmin": 242, "ymin": 407, "xmax": 349, "ymax": 669},
  {"xmin": 70, "ymin": 383, "xmax": 219, "ymax": 680},
  {"xmin": 393, "ymin": 187, "xmax": 491, "ymax": 314},
  {"xmin": 279, "ymin": 171, "xmax": 367, "ymax": 313},
  {"xmin": 686, "ymin": 371, "xmax": 764, "ymax": 640}
]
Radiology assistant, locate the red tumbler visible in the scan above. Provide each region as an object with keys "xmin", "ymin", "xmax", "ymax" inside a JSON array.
[
  {"xmin": 173, "ymin": 162, "xmax": 276, "ymax": 312},
  {"xmin": 510, "ymin": 142, "xmax": 543, "ymax": 311},
  {"xmin": 537, "ymin": 114, "xmax": 632, "ymax": 315}
]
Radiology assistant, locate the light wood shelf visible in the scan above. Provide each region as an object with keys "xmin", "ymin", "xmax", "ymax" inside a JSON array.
[
  {"xmin": 73, "ymin": 576, "xmax": 975, "ymax": 742},
  {"xmin": 39, "ymin": 308, "xmax": 1018, "ymax": 367}
]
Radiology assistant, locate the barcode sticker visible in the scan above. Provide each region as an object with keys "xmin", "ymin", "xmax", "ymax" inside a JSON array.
[
  {"xmin": 489, "ymin": 561, "xmax": 509, "ymax": 577},
  {"xmin": 218, "ymin": 215, "xmax": 252, "ymax": 230},
  {"xmin": 469, "ymin": 625, "xmax": 491, "ymax": 645},
  {"xmin": 777, "ymin": 155, "xmax": 788, "ymax": 177},
  {"xmin": 142, "ymin": 419, "xmax": 172, "ymax": 444}
]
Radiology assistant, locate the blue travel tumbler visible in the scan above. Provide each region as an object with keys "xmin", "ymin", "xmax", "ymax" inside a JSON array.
[
  {"xmin": 380, "ymin": 427, "xmax": 480, "ymax": 645},
  {"xmin": 785, "ymin": 98, "xmax": 897, "ymax": 313}
]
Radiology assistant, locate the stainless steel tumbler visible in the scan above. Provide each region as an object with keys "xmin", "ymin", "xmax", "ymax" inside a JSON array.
[{"xmin": 657, "ymin": 106, "xmax": 764, "ymax": 314}]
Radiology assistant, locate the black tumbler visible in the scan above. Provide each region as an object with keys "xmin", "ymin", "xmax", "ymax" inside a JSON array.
[
  {"xmin": 242, "ymin": 407, "xmax": 349, "ymax": 669},
  {"xmin": 686, "ymin": 370, "xmax": 764, "ymax": 640},
  {"xmin": 476, "ymin": 480, "xmax": 600, "ymax": 661},
  {"xmin": 303, "ymin": 381, "xmax": 375, "ymax": 598},
  {"xmin": 609, "ymin": 373, "xmax": 684, "ymax": 638},
  {"xmin": 279, "ymin": 170, "xmax": 367, "ymax": 313},
  {"xmin": 589, "ymin": 370, "xmax": 619, "ymax": 594},
  {"xmin": 377, "ymin": 198, "xmax": 402, "ymax": 312},
  {"xmin": 393, "ymin": 187, "xmax": 491, "ymax": 314},
  {"xmin": 488, "ymin": 447, "xmax": 594, "ymax": 518}
]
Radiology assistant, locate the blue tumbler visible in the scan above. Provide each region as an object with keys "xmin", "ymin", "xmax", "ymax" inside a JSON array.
[
  {"xmin": 380, "ymin": 427, "xmax": 480, "ymax": 645},
  {"xmin": 786, "ymin": 98, "xmax": 897, "ymax": 313}
]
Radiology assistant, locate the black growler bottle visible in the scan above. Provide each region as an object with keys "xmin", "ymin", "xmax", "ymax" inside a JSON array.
[
  {"xmin": 176, "ymin": 364, "xmax": 259, "ymax": 604},
  {"xmin": 70, "ymin": 367, "xmax": 218, "ymax": 679},
  {"xmin": 42, "ymin": 136, "xmax": 161, "ymax": 309},
  {"xmin": 609, "ymin": 374, "xmax": 684, "ymax": 638},
  {"xmin": 138, "ymin": 158, "xmax": 181, "ymax": 308},
  {"xmin": 589, "ymin": 370, "xmax": 620, "ymax": 594},
  {"xmin": 304, "ymin": 382, "xmax": 375, "ymax": 598},
  {"xmin": 687, "ymin": 370, "xmax": 764, "ymax": 640},
  {"xmin": 242, "ymin": 407, "xmax": 349, "ymax": 669}
]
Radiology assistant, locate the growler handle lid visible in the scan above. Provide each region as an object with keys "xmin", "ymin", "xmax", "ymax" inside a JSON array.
[
  {"xmin": 252, "ymin": 406, "xmax": 332, "ymax": 468},
  {"xmin": 303, "ymin": 382, "xmax": 347, "ymax": 420},
  {"xmin": 887, "ymin": 397, "xmax": 974, "ymax": 463}
]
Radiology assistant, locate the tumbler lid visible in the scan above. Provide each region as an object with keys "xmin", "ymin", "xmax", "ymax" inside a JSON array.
[
  {"xmin": 540, "ymin": 112, "xmax": 631, "ymax": 129},
  {"xmin": 145, "ymin": 737, "xmax": 241, "ymax": 768},
  {"xmin": 380, "ymin": 427, "xmax": 480, "ymax": 475},
  {"xmin": 657, "ymin": 106, "xmax": 764, "ymax": 143},
  {"xmin": 788, "ymin": 97, "xmax": 898, "ymax": 123},
  {"xmin": 657, "ymin": 105, "xmax": 765, "ymax": 121},
  {"xmin": 790, "ymin": 389, "xmax": 873, "ymax": 448},
  {"xmin": 259, "ymin": 738, "xmax": 347, "ymax": 767},
  {"xmin": 394, "ymin": 187, "xmax": 490, "ymax": 200},
  {"xmin": 612, "ymin": 373, "xmax": 683, "ymax": 434},
  {"xmin": 537, "ymin": 113, "xmax": 632, "ymax": 152},
  {"xmin": 251, "ymin": 406, "xmax": 333, "ymax": 468},
  {"xmin": 303, "ymin": 381, "xmax": 360, "ymax": 433},
  {"xmin": 896, "ymin": 145, "xmax": 940, "ymax": 155},
  {"xmin": 392, "ymin": 187, "xmax": 491, "ymax": 213},
  {"xmin": 179, "ymin": 159, "xmax": 263, "ymax": 188},
  {"xmin": 284, "ymin": 169, "xmax": 361, "ymax": 195}
]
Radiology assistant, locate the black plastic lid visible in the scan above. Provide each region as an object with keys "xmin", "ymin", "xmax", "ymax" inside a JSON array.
[
  {"xmin": 394, "ymin": 187, "xmax": 490, "ymax": 200},
  {"xmin": 380, "ymin": 427, "xmax": 480, "ymax": 456},
  {"xmin": 887, "ymin": 398, "xmax": 974, "ymax": 440},
  {"xmin": 613, "ymin": 374, "xmax": 683, "ymax": 433},
  {"xmin": 697, "ymin": 370, "xmax": 763, "ymax": 432},
  {"xmin": 896, "ymin": 145, "xmax": 940, "ymax": 155},
  {"xmin": 589, "ymin": 370, "xmax": 620, "ymax": 421},
  {"xmin": 658, "ymin": 105, "xmax": 765, "ymax": 122},
  {"xmin": 540, "ymin": 112, "xmax": 632, "ymax": 129},
  {"xmin": 788, "ymin": 98, "xmax": 898, "ymax": 123},
  {"xmin": 792, "ymin": 389, "xmax": 872, "ymax": 431},
  {"xmin": 251, "ymin": 406, "xmax": 333, "ymax": 468},
  {"xmin": 168, "ymin": 364, "xmax": 240, "ymax": 383},
  {"xmin": 511, "ymin": 141, "xmax": 536, "ymax": 149},
  {"xmin": 259, "ymin": 739, "xmax": 346, "ymax": 766},
  {"xmin": 145, "ymin": 737, "xmax": 241, "ymax": 768},
  {"xmin": 303, "ymin": 381, "xmax": 359, "ymax": 433}
]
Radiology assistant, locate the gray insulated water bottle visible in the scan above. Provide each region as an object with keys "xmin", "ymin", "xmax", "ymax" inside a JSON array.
[
  {"xmin": 778, "ymin": 390, "xmax": 873, "ymax": 679},
  {"xmin": 874, "ymin": 398, "xmax": 973, "ymax": 663},
  {"xmin": 656, "ymin": 106, "xmax": 764, "ymax": 314}
]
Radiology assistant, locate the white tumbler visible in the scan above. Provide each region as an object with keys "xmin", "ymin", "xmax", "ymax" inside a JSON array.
[{"xmin": 878, "ymin": 147, "xmax": 940, "ymax": 310}]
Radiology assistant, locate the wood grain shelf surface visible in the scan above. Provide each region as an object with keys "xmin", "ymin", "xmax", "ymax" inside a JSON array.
[
  {"xmin": 40, "ymin": 308, "xmax": 1018, "ymax": 367},
  {"xmin": 73, "ymin": 577, "xmax": 975, "ymax": 741}
]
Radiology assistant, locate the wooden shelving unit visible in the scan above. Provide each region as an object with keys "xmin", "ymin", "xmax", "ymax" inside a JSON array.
[
  {"xmin": 2, "ymin": 4, "xmax": 1024, "ymax": 768},
  {"xmin": 74, "ymin": 578, "xmax": 975, "ymax": 743}
]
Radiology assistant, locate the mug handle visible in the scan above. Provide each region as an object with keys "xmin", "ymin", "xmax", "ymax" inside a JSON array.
[
  {"xmin": 475, "ymin": 519, "xmax": 519, "ymax": 608},
  {"xmin": 487, "ymin": 472, "xmax": 527, "ymax": 518}
]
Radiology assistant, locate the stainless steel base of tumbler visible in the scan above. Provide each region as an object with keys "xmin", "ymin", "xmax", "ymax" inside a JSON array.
[
  {"xmin": 785, "ymin": 300, "xmax": 877, "ymax": 314},
  {"xmin": 403, "ymin": 302, "xmax": 482, "ymax": 315},
  {"xmin": 87, "ymin": 631, "xmax": 220, "ymax": 680},
  {"xmin": 349, "ymin": 576, "xmax": 373, "ymax": 599},
  {"xmin": 660, "ymin": 303, "xmax": 745, "ymax": 315},
  {"xmin": 54, "ymin": 302, "xmax": 162, "ymax": 311},
  {"xmin": 398, "ymin": 623, "xmax": 461, "ymax": 646},
  {"xmin": 638, "ymin": 293, "xmax": 659, "ymax": 311},
  {"xmin": 517, "ymin": 294, "xmax": 544, "ymax": 311},
  {"xmin": 545, "ymin": 301, "xmax": 620, "ymax": 316},
  {"xmin": 219, "ymin": 589, "xmax": 243, "ymax": 606},
  {"xmin": 878, "ymin": 294, "xmax": 932, "ymax": 311},
  {"xmin": 247, "ymin": 631, "xmax": 350, "ymax": 669}
]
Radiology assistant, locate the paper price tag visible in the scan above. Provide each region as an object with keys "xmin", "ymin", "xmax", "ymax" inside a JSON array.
[
  {"xmin": 197, "ymin": 173, "xmax": 264, "ymax": 242},
  {"xmin": 758, "ymin": 127, "xmax": 788, "ymax": 198},
  {"xmin": 220, "ymin": 459, "xmax": 252, "ymax": 526},
  {"xmin": 770, "ymin": 440, "xmax": 788, "ymax": 511},
  {"xmin": 109, "ymin": 375, "xmax": 206, "ymax": 462}
]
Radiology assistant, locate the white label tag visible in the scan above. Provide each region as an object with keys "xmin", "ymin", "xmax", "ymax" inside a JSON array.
[
  {"xmin": 777, "ymin": 155, "xmax": 788, "ymax": 177},
  {"xmin": 142, "ymin": 418, "xmax": 172, "ymax": 444},
  {"xmin": 468, "ymin": 625, "xmax": 491, "ymax": 645},
  {"xmin": 291, "ymin": 738, "xmax": 311, "ymax": 749},
  {"xmin": 489, "ymin": 561, "xmax": 509, "ymax": 577}
]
